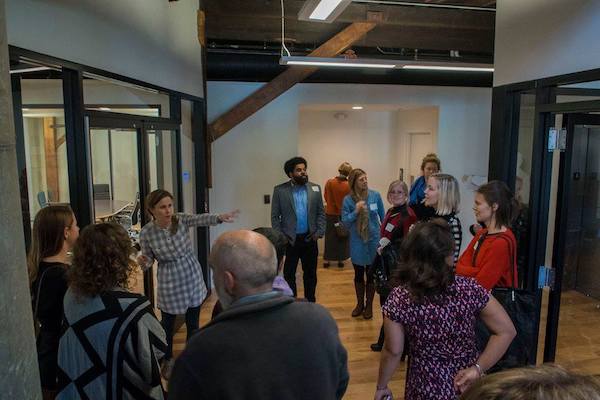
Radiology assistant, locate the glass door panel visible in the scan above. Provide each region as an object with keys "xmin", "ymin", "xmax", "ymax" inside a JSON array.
[
  {"xmin": 21, "ymin": 107, "xmax": 71, "ymax": 222},
  {"xmin": 145, "ymin": 128, "xmax": 179, "ymax": 307},
  {"xmin": 146, "ymin": 129, "xmax": 179, "ymax": 204},
  {"xmin": 88, "ymin": 125, "xmax": 145, "ymax": 296}
]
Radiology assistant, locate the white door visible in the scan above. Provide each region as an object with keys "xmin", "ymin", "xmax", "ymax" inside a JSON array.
[{"xmin": 408, "ymin": 132, "xmax": 433, "ymax": 185}]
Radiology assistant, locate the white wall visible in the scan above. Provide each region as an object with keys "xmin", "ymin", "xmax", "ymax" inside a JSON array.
[
  {"xmin": 494, "ymin": 0, "xmax": 600, "ymax": 86},
  {"xmin": 208, "ymin": 82, "xmax": 492, "ymax": 249},
  {"xmin": 6, "ymin": 0, "xmax": 203, "ymax": 97},
  {"xmin": 299, "ymin": 109, "xmax": 399, "ymax": 200},
  {"xmin": 396, "ymin": 107, "xmax": 439, "ymax": 184}
]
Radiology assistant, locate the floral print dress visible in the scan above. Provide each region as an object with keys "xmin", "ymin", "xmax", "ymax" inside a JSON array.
[{"xmin": 382, "ymin": 276, "xmax": 489, "ymax": 400}]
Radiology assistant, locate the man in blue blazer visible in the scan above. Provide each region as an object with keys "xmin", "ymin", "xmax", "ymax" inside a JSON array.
[{"xmin": 271, "ymin": 156, "xmax": 326, "ymax": 302}]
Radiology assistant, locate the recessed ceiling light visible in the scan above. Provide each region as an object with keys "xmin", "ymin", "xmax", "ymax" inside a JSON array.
[
  {"xmin": 22, "ymin": 108, "xmax": 30, "ymax": 111},
  {"xmin": 99, "ymin": 107, "xmax": 111, "ymax": 111},
  {"xmin": 352, "ymin": 106, "xmax": 363, "ymax": 110}
]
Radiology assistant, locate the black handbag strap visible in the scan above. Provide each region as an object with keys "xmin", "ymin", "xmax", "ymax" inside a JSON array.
[
  {"xmin": 33, "ymin": 266, "xmax": 56, "ymax": 322},
  {"xmin": 472, "ymin": 231, "xmax": 517, "ymax": 290}
]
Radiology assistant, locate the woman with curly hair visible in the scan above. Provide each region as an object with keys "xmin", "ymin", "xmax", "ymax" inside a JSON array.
[
  {"xmin": 374, "ymin": 221, "xmax": 516, "ymax": 400},
  {"xmin": 56, "ymin": 223, "xmax": 167, "ymax": 400},
  {"xmin": 28, "ymin": 204, "xmax": 79, "ymax": 398}
]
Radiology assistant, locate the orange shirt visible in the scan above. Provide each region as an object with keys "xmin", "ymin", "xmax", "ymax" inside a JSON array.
[
  {"xmin": 455, "ymin": 228, "xmax": 518, "ymax": 290},
  {"xmin": 324, "ymin": 177, "xmax": 350, "ymax": 216}
]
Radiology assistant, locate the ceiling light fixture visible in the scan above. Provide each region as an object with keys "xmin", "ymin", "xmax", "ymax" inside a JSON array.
[
  {"xmin": 99, "ymin": 107, "xmax": 112, "ymax": 111},
  {"xmin": 298, "ymin": 0, "xmax": 353, "ymax": 23},
  {"xmin": 280, "ymin": 56, "xmax": 396, "ymax": 69},
  {"xmin": 402, "ymin": 65, "xmax": 494, "ymax": 72},
  {"xmin": 280, "ymin": 55, "xmax": 493, "ymax": 72},
  {"xmin": 352, "ymin": 106, "xmax": 363, "ymax": 110}
]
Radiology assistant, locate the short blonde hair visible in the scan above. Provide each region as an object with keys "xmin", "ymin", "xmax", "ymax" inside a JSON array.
[
  {"xmin": 460, "ymin": 364, "xmax": 600, "ymax": 400},
  {"xmin": 338, "ymin": 162, "xmax": 353, "ymax": 177},
  {"xmin": 429, "ymin": 173, "xmax": 460, "ymax": 216},
  {"xmin": 387, "ymin": 180, "xmax": 408, "ymax": 204}
]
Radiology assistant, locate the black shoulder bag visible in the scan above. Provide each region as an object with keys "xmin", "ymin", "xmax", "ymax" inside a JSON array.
[
  {"xmin": 33, "ymin": 266, "xmax": 54, "ymax": 339},
  {"xmin": 474, "ymin": 233, "xmax": 542, "ymax": 372}
]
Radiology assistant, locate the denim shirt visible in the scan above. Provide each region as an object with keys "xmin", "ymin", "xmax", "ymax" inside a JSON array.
[
  {"xmin": 292, "ymin": 184, "xmax": 309, "ymax": 234},
  {"xmin": 341, "ymin": 190, "xmax": 386, "ymax": 266}
]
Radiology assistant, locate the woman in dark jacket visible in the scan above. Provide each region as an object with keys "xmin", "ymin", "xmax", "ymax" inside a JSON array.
[{"xmin": 28, "ymin": 204, "xmax": 79, "ymax": 398}]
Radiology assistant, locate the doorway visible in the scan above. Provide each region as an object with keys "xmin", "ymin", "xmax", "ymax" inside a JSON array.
[
  {"xmin": 86, "ymin": 112, "xmax": 181, "ymax": 304},
  {"xmin": 541, "ymin": 112, "xmax": 600, "ymax": 373}
]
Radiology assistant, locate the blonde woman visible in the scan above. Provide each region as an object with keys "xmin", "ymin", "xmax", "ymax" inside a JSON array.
[
  {"xmin": 28, "ymin": 204, "xmax": 79, "ymax": 397},
  {"xmin": 342, "ymin": 168, "xmax": 385, "ymax": 319},
  {"xmin": 424, "ymin": 173, "xmax": 462, "ymax": 264}
]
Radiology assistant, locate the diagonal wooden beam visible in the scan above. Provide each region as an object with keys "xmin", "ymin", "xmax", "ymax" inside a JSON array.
[{"xmin": 208, "ymin": 21, "xmax": 376, "ymax": 141}]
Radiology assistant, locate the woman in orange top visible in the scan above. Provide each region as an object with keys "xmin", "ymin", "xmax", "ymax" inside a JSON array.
[
  {"xmin": 456, "ymin": 181, "xmax": 519, "ymax": 290},
  {"xmin": 323, "ymin": 162, "xmax": 352, "ymax": 268}
]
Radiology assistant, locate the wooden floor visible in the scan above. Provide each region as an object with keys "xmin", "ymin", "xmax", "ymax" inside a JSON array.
[{"xmin": 171, "ymin": 260, "xmax": 600, "ymax": 398}]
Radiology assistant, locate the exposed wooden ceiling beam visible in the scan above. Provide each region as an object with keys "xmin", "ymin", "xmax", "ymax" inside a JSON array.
[{"xmin": 208, "ymin": 21, "xmax": 376, "ymax": 142}]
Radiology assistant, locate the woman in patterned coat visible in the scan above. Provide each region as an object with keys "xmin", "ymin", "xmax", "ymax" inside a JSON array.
[
  {"xmin": 137, "ymin": 189, "xmax": 238, "ymax": 379},
  {"xmin": 57, "ymin": 223, "xmax": 166, "ymax": 400},
  {"xmin": 373, "ymin": 221, "xmax": 516, "ymax": 400}
]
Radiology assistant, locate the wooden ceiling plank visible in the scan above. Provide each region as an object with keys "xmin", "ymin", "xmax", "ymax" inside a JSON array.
[{"xmin": 208, "ymin": 21, "xmax": 376, "ymax": 142}]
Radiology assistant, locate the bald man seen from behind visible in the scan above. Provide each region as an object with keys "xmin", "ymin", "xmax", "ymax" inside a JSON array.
[{"xmin": 168, "ymin": 230, "xmax": 349, "ymax": 400}]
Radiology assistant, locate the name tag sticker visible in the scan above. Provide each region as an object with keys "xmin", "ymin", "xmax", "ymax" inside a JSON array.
[
  {"xmin": 369, "ymin": 203, "xmax": 378, "ymax": 211},
  {"xmin": 312, "ymin": 186, "xmax": 320, "ymax": 192},
  {"xmin": 385, "ymin": 223, "xmax": 395, "ymax": 232}
]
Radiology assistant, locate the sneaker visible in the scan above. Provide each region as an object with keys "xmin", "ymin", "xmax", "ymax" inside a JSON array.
[{"xmin": 160, "ymin": 358, "xmax": 175, "ymax": 380}]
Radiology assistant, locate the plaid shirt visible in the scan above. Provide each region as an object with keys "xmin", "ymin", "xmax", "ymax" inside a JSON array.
[{"xmin": 139, "ymin": 213, "xmax": 220, "ymax": 314}]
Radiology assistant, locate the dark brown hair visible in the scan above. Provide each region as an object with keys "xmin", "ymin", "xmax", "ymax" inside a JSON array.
[
  {"xmin": 69, "ymin": 223, "xmax": 136, "ymax": 297},
  {"xmin": 393, "ymin": 220, "xmax": 455, "ymax": 302},
  {"xmin": 145, "ymin": 189, "xmax": 178, "ymax": 234},
  {"xmin": 27, "ymin": 204, "xmax": 74, "ymax": 285},
  {"xmin": 421, "ymin": 153, "xmax": 441, "ymax": 171},
  {"xmin": 476, "ymin": 180, "xmax": 520, "ymax": 229},
  {"xmin": 460, "ymin": 364, "xmax": 600, "ymax": 400}
]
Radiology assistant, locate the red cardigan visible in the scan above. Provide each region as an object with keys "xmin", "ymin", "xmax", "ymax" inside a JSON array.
[{"xmin": 456, "ymin": 228, "xmax": 518, "ymax": 290}]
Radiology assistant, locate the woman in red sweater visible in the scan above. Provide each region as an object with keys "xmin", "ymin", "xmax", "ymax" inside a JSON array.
[{"xmin": 456, "ymin": 181, "xmax": 519, "ymax": 290}]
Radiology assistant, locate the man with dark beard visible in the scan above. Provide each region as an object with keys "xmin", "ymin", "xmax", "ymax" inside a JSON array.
[
  {"xmin": 271, "ymin": 156, "xmax": 326, "ymax": 302},
  {"xmin": 169, "ymin": 231, "xmax": 348, "ymax": 400}
]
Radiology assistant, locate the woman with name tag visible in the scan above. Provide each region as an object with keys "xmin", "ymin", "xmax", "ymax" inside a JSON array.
[
  {"xmin": 423, "ymin": 173, "xmax": 463, "ymax": 265},
  {"xmin": 370, "ymin": 180, "xmax": 416, "ymax": 352},
  {"xmin": 342, "ymin": 168, "xmax": 385, "ymax": 319}
]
